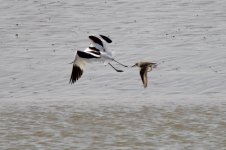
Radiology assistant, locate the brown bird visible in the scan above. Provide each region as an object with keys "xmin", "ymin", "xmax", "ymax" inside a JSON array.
[{"xmin": 132, "ymin": 62, "xmax": 157, "ymax": 88}]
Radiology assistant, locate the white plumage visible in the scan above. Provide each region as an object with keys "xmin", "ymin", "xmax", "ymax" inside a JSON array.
[{"xmin": 69, "ymin": 34, "xmax": 127, "ymax": 84}]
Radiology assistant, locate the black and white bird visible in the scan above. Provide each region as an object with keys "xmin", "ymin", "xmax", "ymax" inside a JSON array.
[
  {"xmin": 69, "ymin": 34, "xmax": 128, "ymax": 84},
  {"xmin": 132, "ymin": 61, "xmax": 157, "ymax": 88}
]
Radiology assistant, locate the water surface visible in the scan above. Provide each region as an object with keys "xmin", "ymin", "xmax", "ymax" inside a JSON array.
[{"xmin": 0, "ymin": 0, "xmax": 226, "ymax": 149}]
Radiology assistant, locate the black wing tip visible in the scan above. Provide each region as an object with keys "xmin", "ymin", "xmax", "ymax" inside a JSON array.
[
  {"xmin": 77, "ymin": 50, "xmax": 100, "ymax": 59},
  {"xmin": 88, "ymin": 35, "xmax": 103, "ymax": 46},
  {"xmin": 69, "ymin": 64, "xmax": 83, "ymax": 84},
  {"xmin": 99, "ymin": 34, "xmax": 112, "ymax": 43},
  {"xmin": 88, "ymin": 35, "xmax": 95, "ymax": 39}
]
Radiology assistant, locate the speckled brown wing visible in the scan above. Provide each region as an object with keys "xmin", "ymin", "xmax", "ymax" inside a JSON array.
[{"xmin": 140, "ymin": 67, "xmax": 148, "ymax": 88}]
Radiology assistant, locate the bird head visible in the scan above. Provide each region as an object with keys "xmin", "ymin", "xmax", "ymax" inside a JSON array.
[{"xmin": 152, "ymin": 63, "xmax": 157, "ymax": 68}]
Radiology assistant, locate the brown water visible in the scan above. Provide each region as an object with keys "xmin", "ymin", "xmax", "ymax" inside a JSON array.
[{"xmin": 0, "ymin": 100, "xmax": 226, "ymax": 150}]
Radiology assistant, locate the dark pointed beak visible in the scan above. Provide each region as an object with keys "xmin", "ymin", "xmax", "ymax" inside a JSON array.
[
  {"xmin": 153, "ymin": 63, "xmax": 157, "ymax": 68},
  {"xmin": 131, "ymin": 64, "xmax": 136, "ymax": 67}
]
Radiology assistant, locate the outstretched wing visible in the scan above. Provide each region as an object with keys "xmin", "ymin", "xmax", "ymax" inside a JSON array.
[
  {"xmin": 70, "ymin": 63, "xmax": 83, "ymax": 84},
  {"xmin": 69, "ymin": 51, "xmax": 100, "ymax": 84},
  {"xmin": 89, "ymin": 35, "xmax": 105, "ymax": 52},
  {"xmin": 88, "ymin": 34, "xmax": 112, "ymax": 52},
  {"xmin": 140, "ymin": 67, "xmax": 148, "ymax": 88},
  {"xmin": 99, "ymin": 34, "xmax": 112, "ymax": 43}
]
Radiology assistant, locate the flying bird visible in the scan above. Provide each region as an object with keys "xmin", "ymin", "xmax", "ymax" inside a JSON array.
[
  {"xmin": 132, "ymin": 61, "xmax": 157, "ymax": 88},
  {"xmin": 69, "ymin": 34, "xmax": 128, "ymax": 84}
]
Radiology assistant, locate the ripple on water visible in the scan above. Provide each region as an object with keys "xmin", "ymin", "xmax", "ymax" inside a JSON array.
[{"xmin": 1, "ymin": 101, "xmax": 226, "ymax": 149}]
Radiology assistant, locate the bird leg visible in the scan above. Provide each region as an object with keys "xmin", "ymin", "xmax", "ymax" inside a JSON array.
[
  {"xmin": 108, "ymin": 63, "xmax": 123, "ymax": 72},
  {"xmin": 112, "ymin": 59, "xmax": 128, "ymax": 67}
]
